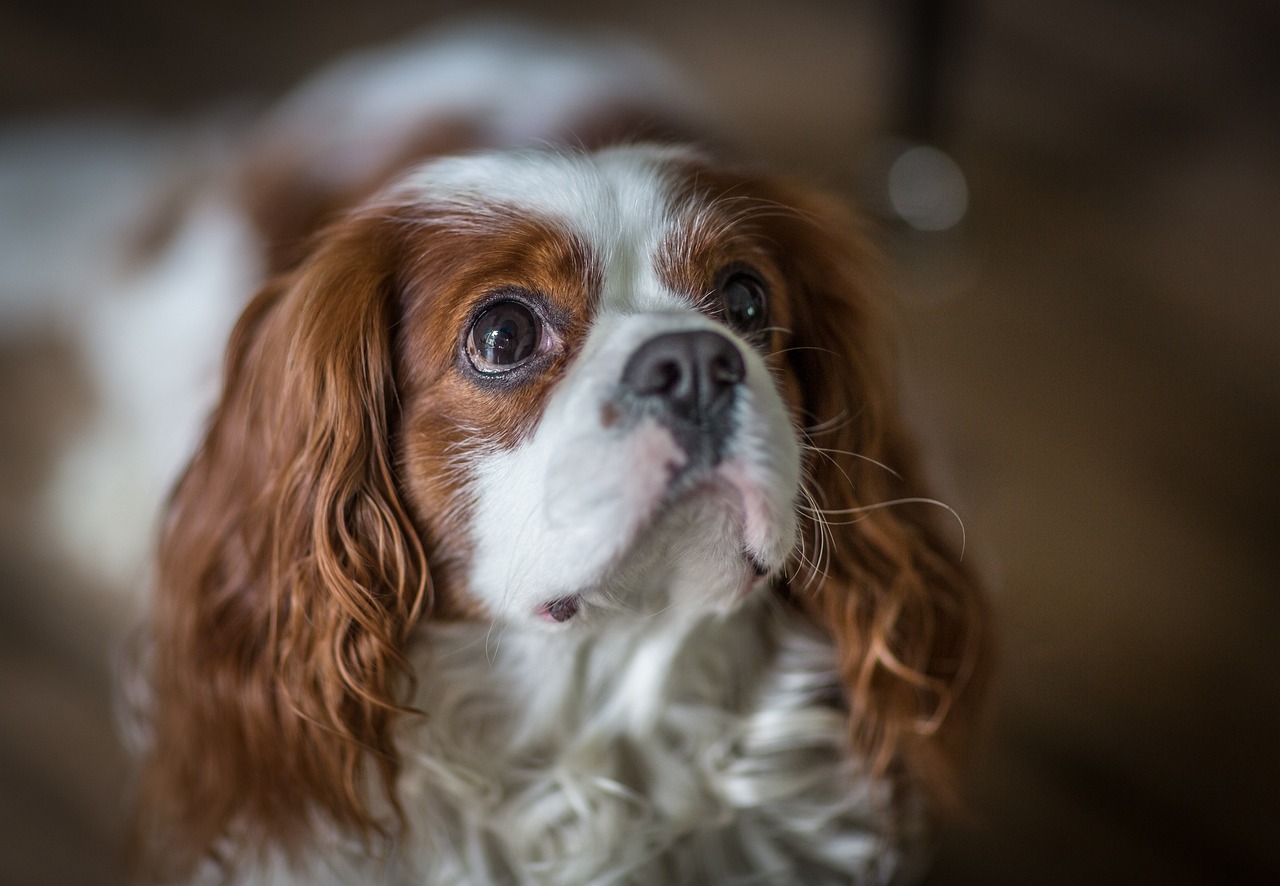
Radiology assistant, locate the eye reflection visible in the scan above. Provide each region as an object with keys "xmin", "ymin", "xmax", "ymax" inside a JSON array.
[
  {"xmin": 468, "ymin": 301, "xmax": 540, "ymax": 372},
  {"xmin": 718, "ymin": 269, "xmax": 769, "ymax": 335}
]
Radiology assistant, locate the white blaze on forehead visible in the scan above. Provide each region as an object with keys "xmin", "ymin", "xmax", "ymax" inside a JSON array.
[{"xmin": 400, "ymin": 144, "xmax": 700, "ymax": 313}]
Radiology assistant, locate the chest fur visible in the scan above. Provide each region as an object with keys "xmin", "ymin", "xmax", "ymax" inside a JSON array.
[{"xmin": 381, "ymin": 603, "xmax": 913, "ymax": 885}]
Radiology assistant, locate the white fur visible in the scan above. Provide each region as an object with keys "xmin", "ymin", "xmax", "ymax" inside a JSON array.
[
  {"xmin": 394, "ymin": 603, "xmax": 906, "ymax": 885},
  {"xmin": 401, "ymin": 144, "xmax": 697, "ymax": 268},
  {"xmin": 47, "ymin": 196, "xmax": 259, "ymax": 589},
  {"xmin": 258, "ymin": 23, "xmax": 702, "ymax": 192},
  {"xmin": 230, "ymin": 604, "xmax": 908, "ymax": 886}
]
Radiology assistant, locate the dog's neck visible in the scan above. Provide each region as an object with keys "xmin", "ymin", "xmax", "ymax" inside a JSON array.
[
  {"xmin": 418, "ymin": 593, "xmax": 778, "ymax": 753},
  {"xmin": 388, "ymin": 594, "xmax": 917, "ymax": 885}
]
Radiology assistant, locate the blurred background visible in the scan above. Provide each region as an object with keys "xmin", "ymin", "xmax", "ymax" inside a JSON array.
[{"xmin": 1, "ymin": 1, "xmax": 1277, "ymax": 883}]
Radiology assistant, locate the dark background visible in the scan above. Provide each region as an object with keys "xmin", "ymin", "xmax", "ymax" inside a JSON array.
[{"xmin": 1, "ymin": 1, "xmax": 1277, "ymax": 883}]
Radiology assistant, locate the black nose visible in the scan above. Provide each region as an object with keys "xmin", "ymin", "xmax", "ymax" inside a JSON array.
[{"xmin": 620, "ymin": 330, "xmax": 745, "ymax": 426}]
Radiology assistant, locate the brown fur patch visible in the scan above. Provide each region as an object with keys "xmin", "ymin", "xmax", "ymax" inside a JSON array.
[
  {"xmin": 137, "ymin": 194, "xmax": 607, "ymax": 877},
  {"xmin": 393, "ymin": 209, "xmax": 601, "ymax": 613}
]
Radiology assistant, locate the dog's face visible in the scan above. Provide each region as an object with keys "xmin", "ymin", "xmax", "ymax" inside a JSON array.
[
  {"xmin": 389, "ymin": 147, "xmax": 802, "ymax": 625},
  {"xmin": 143, "ymin": 144, "xmax": 983, "ymax": 874}
]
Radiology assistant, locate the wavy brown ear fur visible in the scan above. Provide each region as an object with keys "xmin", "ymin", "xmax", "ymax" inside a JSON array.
[
  {"xmin": 759, "ymin": 179, "xmax": 989, "ymax": 807},
  {"xmin": 137, "ymin": 211, "xmax": 429, "ymax": 879}
]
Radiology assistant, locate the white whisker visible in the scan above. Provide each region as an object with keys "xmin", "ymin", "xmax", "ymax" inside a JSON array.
[
  {"xmin": 803, "ymin": 497, "xmax": 967, "ymax": 559},
  {"xmin": 802, "ymin": 441, "xmax": 903, "ymax": 483}
]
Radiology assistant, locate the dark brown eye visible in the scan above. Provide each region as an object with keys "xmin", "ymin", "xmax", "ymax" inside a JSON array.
[
  {"xmin": 468, "ymin": 300, "xmax": 540, "ymax": 372},
  {"xmin": 719, "ymin": 269, "xmax": 769, "ymax": 335}
]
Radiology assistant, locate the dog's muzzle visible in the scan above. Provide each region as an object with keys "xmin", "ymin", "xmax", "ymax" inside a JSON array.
[{"xmin": 617, "ymin": 330, "xmax": 744, "ymax": 467}]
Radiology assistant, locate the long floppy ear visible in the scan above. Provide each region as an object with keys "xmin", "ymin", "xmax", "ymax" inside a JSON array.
[
  {"xmin": 137, "ymin": 212, "xmax": 429, "ymax": 877},
  {"xmin": 762, "ymin": 180, "xmax": 989, "ymax": 805}
]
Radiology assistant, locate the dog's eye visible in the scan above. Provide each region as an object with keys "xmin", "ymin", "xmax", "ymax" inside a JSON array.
[
  {"xmin": 718, "ymin": 269, "xmax": 769, "ymax": 335},
  {"xmin": 468, "ymin": 301, "xmax": 540, "ymax": 372}
]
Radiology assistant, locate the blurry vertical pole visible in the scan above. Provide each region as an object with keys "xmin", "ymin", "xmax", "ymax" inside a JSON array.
[
  {"xmin": 900, "ymin": 0, "xmax": 962, "ymax": 145},
  {"xmin": 876, "ymin": 0, "xmax": 970, "ymax": 232}
]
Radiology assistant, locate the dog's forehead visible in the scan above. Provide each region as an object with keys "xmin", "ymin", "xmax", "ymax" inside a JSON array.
[{"xmin": 400, "ymin": 145, "xmax": 703, "ymax": 312}]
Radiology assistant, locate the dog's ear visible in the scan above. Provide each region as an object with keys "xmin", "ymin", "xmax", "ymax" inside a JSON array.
[
  {"xmin": 757, "ymin": 178, "xmax": 989, "ymax": 804},
  {"xmin": 138, "ymin": 210, "xmax": 430, "ymax": 876}
]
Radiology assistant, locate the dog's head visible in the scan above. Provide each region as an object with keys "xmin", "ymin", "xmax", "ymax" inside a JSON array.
[{"xmin": 141, "ymin": 144, "xmax": 985, "ymax": 872}]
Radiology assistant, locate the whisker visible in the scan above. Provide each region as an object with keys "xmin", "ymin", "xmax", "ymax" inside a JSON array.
[
  {"xmin": 766, "ymin": 344, "xmax": 837, "ymax": 360},
  {"xmin": 799, "ymin": 443, "xmax": 856, "ymax": 506},
  {"xmin": 804, "ymin": 497, "xmax": 967, "ymax": 560},
  {"xmin": 793, "ymin": 482, "xmax": 833, "ymax": 591},
  {"xmin": 639, "ymin": 594, "xmax": 681, "ymax": 620},
  {"xmin": 802, "ymin": 441, "xmax": 904, "ymax": 483},
  {"xmin": 483, "ymin": 618, "xmax": 506, "ymax": 668},
  {"xmin": 802, "ymin": 410, "xmax": 854, "ymax": 438}
]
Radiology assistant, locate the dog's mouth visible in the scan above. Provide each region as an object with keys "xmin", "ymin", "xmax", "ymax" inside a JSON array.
[
  {"xmin": 537, "ymin": 594, "xmax": 582, "ymax": 623},
  {"xmin": 536, "ymin": 549, "xmax": 768, "ymax": 625},
  {"xmin": 534, "ymin": 466, "xmax": 781, "ymax": 624}
]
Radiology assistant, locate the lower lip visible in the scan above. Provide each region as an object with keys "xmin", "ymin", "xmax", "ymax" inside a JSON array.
[
  {"xmin": 738, "ymin": 560, "xmax": 769, "ymax": 598},
  {"xmin": 537, "ymin": 594, "xmax": 581, "ymax": 623}
]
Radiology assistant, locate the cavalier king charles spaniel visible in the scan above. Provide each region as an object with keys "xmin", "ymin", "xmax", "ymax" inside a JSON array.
[{"xmin": 132, "ymin": 25, "xmax": 986, "ymax": 885}]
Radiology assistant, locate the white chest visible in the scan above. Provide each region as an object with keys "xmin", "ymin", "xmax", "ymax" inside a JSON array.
[{"xmin": 378, "ymin": 603, "xmax": 914, "ymax": 885}]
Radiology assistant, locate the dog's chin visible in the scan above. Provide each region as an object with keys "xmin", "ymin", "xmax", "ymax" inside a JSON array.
[{"xmin": 535, "ymin": 473, "xmax": 787, "ymax": 627}]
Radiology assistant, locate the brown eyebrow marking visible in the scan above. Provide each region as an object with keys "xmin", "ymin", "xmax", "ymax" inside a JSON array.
[{"xmin": 652, "ymin": 169, "xmax": 795, "ymax": 354}]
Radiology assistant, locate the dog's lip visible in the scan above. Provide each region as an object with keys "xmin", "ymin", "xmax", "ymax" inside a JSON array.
[
  {"xmin": 536, "ymin": 594, "xmax": 581, "ymax": 623},
  {"xmin": 532, "ymin": 445, "xmax": 788, "ymax": 622},
  {"xmin": 537, "ymin": 548, "xmax": 767, "ymax": 620},
  {"xmin": 675, "ymin": 465, "xmax": 783, "ymax": 557},
  {"xmin": 734, "ymin": 552, "xmax": 774, "ymax": 600},
  {"xmin": 540, "ymin": 472, "xmax": 778, "ymax": 617},
  {"xmin": 664, "ymin": 464, "xmax": 738, "ymax": 508}
]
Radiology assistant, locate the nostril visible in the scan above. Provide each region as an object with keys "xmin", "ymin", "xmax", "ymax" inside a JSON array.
[
  {"xmin": 618, "ymin": 329, "xmax": 745, "ymax": 464},
  {"xmin": 639, "ymin": 357, "xmax": 683, "ymax": 397},
  {"xmin": 709, "ymin": 349, "xmax": 745, "ymax": 387},
  {"xmin": 621, "ymin": 330, "xmax": 744, "ymax": 423}
]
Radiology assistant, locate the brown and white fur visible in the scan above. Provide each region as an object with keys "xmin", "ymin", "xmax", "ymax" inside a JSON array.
[{"xmin": 123, "ymin": 25, "xmax": 987, "ymax": 886}]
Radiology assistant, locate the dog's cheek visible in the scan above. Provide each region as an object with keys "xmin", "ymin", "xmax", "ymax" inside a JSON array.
[
  {"xmin": 724, "ymin": 370, "xmax": 804, "ymax": 566},
  {"xmin": 395, "ymin": 403, "xmax": 491, "ymax": 621},
  {"xmin": 774, "ymin": 365, "xmax": 808, "ymax": 443}
]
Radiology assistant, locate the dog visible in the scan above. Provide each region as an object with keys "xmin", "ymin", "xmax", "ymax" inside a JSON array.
[{"xmin": 130, "ymin": 24, "xmax": 987, "ymax": 885}]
